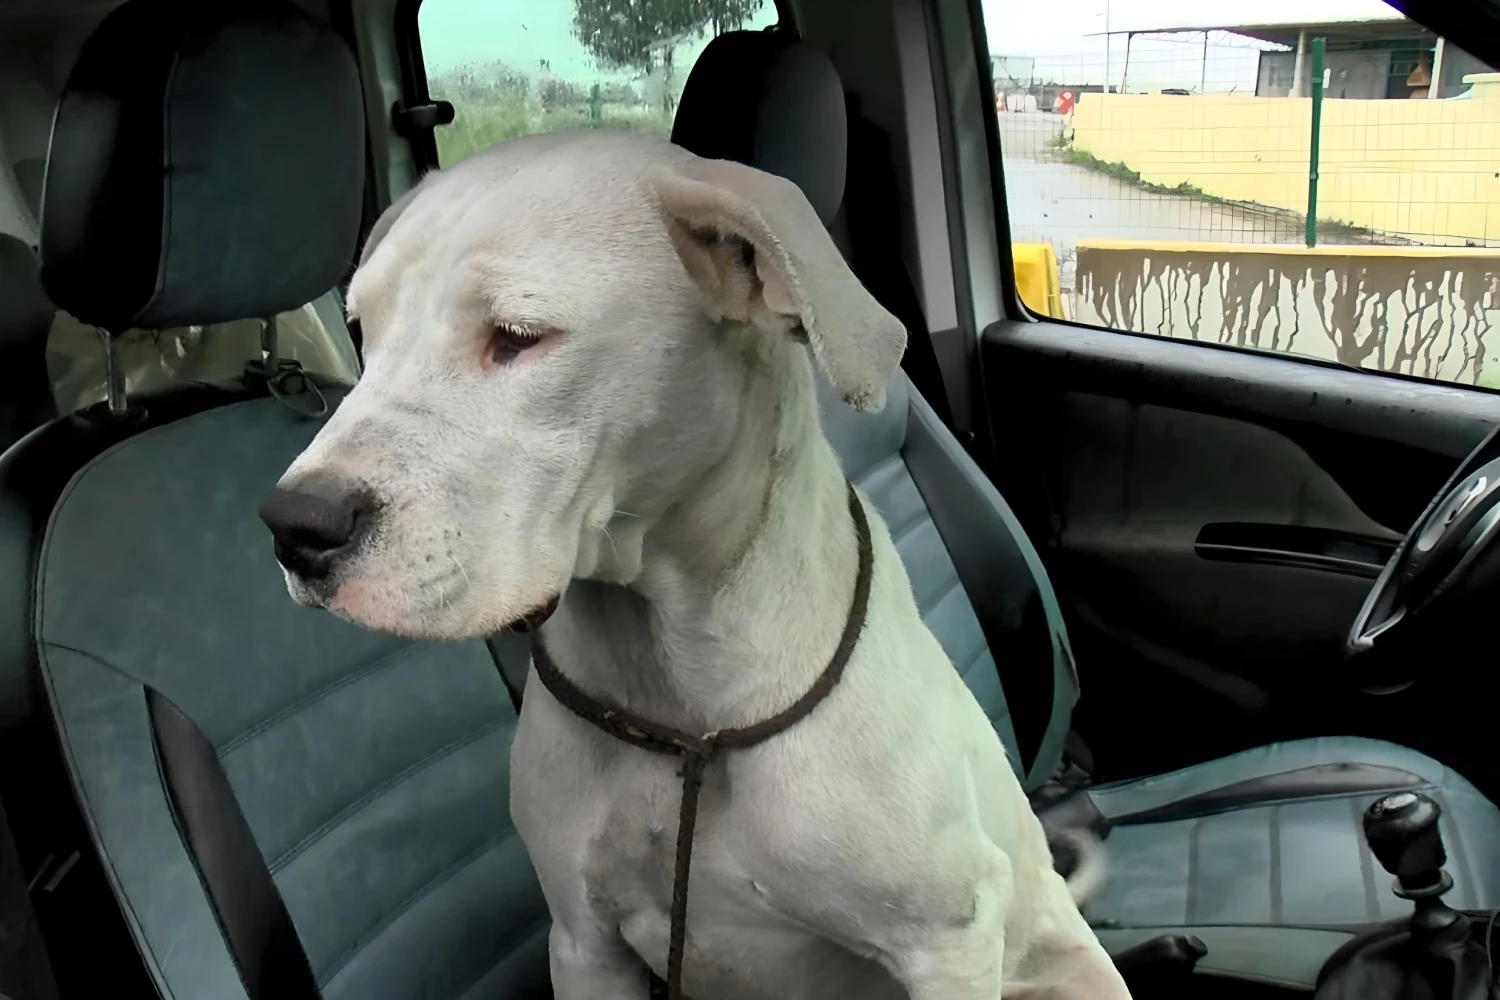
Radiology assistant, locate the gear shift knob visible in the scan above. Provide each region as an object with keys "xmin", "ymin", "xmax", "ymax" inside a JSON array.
[{"xmin": 1363, "ymin": 791, "xmax": 1450, "ymax": 898}]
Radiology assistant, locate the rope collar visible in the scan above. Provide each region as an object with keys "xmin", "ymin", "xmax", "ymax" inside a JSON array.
[{"xmin": 531, "ymin": 480, "xmax": 874, "ymax": 1000}]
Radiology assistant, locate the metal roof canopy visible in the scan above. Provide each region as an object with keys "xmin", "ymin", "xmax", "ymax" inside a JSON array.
[
  {"xmin": 1079, "ymin": 0, "xmax": 1423, "ymax": 46},
  {"xmin": 1086, "ymin": 20, "xmax": 1431, "ymax": 51}
]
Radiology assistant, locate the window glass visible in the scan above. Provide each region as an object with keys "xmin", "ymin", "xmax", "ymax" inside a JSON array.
[
  {"xmin": 44, "ymin": 298, "xmax": 361, "ymax": 414},
  {"xmin": 418, "ymin": 0, "xmax": 780, "ymax": 167},
  {"xmin": 981, "ymin": 1, "xmax": 1500, "ymax": 388}
]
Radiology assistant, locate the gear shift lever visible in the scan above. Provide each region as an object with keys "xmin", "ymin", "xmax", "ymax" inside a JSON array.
[
  {"xmin": 1314, "ymin": 791, "xmax": 1493, "ymax": 999},
  {"xmin": 1363, "ymin": 791, "xmax": 1461, "ymax": 930}
]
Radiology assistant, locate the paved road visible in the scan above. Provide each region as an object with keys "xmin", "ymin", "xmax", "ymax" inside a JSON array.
[{"xmin": 995, "ymin": 112, "xmax": 1330, "ymax": 299}]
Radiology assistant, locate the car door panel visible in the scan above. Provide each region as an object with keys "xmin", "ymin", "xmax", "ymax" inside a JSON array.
[
  {"xmin": 1051, "ymin": 390, "xmax": 1401, "ymax": 674},
  {"xmin": 979, "ymin": 319, "xmax": 1500, "ymax": 770}
]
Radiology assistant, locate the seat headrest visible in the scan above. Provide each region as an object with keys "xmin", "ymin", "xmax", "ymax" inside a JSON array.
[
  {"xmin": 39, "ymin": 0, "xmax": 365, "ymax": 332},
  {"xmin": 672, "ymin": 31, "xmax": 847, "ymax": 225}
]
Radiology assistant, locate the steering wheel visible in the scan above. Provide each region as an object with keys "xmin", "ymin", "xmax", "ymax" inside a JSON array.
[{"xmin": 1348, "ymin": 423, "xmax": 1500, "ymax": 687}]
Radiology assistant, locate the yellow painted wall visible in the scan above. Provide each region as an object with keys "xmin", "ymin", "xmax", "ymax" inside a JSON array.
[{"xmin": 1070, "ymin": 74, "xmax": 1500, "ymax": 246}]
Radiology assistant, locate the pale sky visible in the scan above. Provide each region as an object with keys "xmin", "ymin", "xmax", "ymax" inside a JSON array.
[
  {"xmin": 983, "ymin": 0, "xmax": 1401, "ymax": 55},
  {"xmin": 416, "ymin": 0, "xmax": 1406, "ymax": 90},
  {"xmin": 418, "ymin": 0, "xmax": 779, "ymax": 77}
]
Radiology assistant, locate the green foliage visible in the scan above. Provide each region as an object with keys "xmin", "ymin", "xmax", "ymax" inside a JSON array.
[
  {"xmin": 427, "ymin": 60, "xmax": 670, "ymax": 165},
  {"xmin": 425, "ymin": 2, "xmax": 771, "ymax": 166},
  {"xmin": 571, "ymin": 0, "xmax": 765, "ymax": 71}
]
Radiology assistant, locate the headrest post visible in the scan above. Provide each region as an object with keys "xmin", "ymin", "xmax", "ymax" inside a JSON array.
[
  {"xmin": 260, "ymin": 316, "xmax": 279, "ymax": 367},
  {"xmin": 95, "ymin": 327, "xmax": 128, "ymax": 416}
]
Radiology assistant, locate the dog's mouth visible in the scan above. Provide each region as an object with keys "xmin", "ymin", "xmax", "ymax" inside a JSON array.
[{"xmin": 506, "ymin": 594, "xmax": 560, "ymax": 633}]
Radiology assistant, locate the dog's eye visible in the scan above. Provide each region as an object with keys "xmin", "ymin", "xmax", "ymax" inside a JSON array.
[{"xmin": 489, "ymin": 323, "xmax": 542, "ymax": 365}]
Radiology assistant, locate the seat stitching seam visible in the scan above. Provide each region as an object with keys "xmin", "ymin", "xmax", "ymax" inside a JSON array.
[
  {"xmin": 219, "ymin": 642, "xmax": 427, "ymax": 755},
  {"xmin": 268, "ymin": 717, "xmax": 506, "ymax": 873},
  {"xmin": 1100, "ymin": 921, "xmax": 1371, "ymax": 930},
  {"xmin": 1111, "ymin": 781, "xmax": 1437, "ymax": 826},
  {"xmin": 954, "ymin": 638, "xmax": 993, "ymax": 686},
  {"xmin": 442, "ymin": 917, "xmax": 552, "ymax": 1000},
  {"xmin": 317, "ymin": 831, "xmax": 512, "ymax": 987},
  {"xmin": 1184, "ymin": 817, "xmax": 1202, "ymax": 924},
  {"xmin": 1353, "ymin": 795, "xmax": 1380, "ymax": 921},
  {"xmin": 1268, "ymin": 804, "xmax": 1283, "ymax": 924},
  {"xmin": 912, "ymin": 563, "xmax": 963, "ymax": 614},
  {"xmin": 1092, "ymin": 742, "xmax": 1425, "ymax": 794},
  {"xmin": 887, "ymin": 506, "xmax": 932, "ymax": 545},
  {"xmin": 951, "ymin": 621, "xmax": 992, "ymax": 677}
]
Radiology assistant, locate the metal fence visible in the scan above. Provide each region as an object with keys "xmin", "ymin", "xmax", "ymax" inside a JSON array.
[{"xmin": 994, "ymin": 41, "xmax": 1500, "ymax": 386}]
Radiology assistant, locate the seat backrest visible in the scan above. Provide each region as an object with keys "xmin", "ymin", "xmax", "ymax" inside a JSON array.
[
  {"xmin": 673, "ymin": 30, "xmax": 1078, "ymax": 790},
  {"xmin": 819, "ymin": 373, "xmax": 1077, "ymax": 789},
  {"xmin": 31, "ymin": 2, "xmax": 550, "ymax": 997},
  {"xmin": 673, "ymin": 29, "xmax": 848, "ymax": 227}
]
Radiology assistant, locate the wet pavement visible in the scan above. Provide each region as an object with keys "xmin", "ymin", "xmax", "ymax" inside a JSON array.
[{"xmin": 995, "ymin": 112, "xmax": 1367, "ymax": 304}]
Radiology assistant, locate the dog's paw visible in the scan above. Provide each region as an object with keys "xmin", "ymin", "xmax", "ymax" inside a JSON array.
[{"xmin": 1046, "ymin": 827, "xmax": 1108, "ymax": 906}]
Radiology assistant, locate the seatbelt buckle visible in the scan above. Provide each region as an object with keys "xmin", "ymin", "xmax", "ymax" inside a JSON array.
[{"xmin": 244, "ymin": 357, "xmax": 329, "ymax": 418}]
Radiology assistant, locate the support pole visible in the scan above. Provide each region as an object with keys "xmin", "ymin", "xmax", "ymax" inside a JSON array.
[
  {"xmin": 1201, "ymin": 30, "xmax": 1209, "ymax": 93},
  {"xmin": 1306, "ymin": 36, "xmax": 1326, "ymax": 248},
  {"xmin": 1291, "ymin": 30, "xmax": 1307, "ymax": 97},
  {"xmin": 1429, "ymin": 38, "xmax": 1446, "ymax": 100},
  {"xmin": 1103, "ymin": 0, "xmax": 1111, "ymax": 95}
]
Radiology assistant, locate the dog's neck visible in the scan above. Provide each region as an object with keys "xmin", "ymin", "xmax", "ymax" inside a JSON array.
[{"xmin": 543, "ymin": 337, "xmax": 862, "ymax": 733}]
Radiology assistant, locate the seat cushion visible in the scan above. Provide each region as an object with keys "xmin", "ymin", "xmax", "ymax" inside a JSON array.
[
  {"xmin": 1081, "ymin": 736, "xmax": 1500, "ymax": 988},
  {"xmin": 36, "ymin": 396, "xmax": 550, "ymax": 999}
]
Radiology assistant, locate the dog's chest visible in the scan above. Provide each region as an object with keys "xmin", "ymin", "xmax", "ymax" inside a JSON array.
[{"xmin": 513, "ymin": 716, "xmax": 905, "ymax": 1000}]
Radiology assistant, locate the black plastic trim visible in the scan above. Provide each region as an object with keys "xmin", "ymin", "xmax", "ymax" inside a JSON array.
[
  {"xmin": 1195, "ymin": 523, "xmax": 1398, "ymax": 580},
  {"xmin": 392, "ymin": 0, "xmax": 439, "ymax": 172},
  {"xmin": 958, "ymin": 0, "xmax": 1022, "ymax": 321}
]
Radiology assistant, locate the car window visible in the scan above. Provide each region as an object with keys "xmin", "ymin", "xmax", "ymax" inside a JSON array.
[
  {"xmin": 417, "ymin": 0, "xmax": 780, "ymax": 167},
  {"xmin": 979, "ymin": 1, "xmax": 1500, "ymax": 389},
  {"xmin": 44, "ymin": 297, "xmax": 362, "ymax": 415}
]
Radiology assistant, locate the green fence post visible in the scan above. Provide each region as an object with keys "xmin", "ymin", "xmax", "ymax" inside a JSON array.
[
  {"xmin": 1306, "ymin": 36, "xmax": 1326, "ymax": 248},
  {"xmin": 588, "ymin": 83, "xmax": 602, "ymax": 125}
]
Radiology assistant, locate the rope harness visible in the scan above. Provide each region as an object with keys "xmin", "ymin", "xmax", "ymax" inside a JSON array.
[{"xmin": 531, "ymin": 480, "xmax": 874, "ymax": 1000}]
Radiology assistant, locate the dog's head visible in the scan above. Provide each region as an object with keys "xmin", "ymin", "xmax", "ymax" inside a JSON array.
[{"xmin": 260, "ymin": 130, "xmax": 904, "ymax": 640}]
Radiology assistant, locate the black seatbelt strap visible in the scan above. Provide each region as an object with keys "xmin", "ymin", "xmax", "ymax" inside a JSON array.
[
  {"xmin": 148, "ymin": 690, "xmax": 321, "ymax": 999},
  {"xmin": 484, "ymin": 632, "xmax": 531, "ymax": 713}
]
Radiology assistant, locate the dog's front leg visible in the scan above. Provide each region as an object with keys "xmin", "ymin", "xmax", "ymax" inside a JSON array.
[
  {"xmin": 549, "ymin": 922, "xmax": 651, "ymax": 1000},
  {"xmin": 879, "ymin": 843, "xmax": 1011, "ymax": 1000}
]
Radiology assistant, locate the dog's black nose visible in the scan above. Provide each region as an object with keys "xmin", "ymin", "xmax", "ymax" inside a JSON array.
[{"xmin": 258, "ymin": 477, "xmax": 372, "ymax": 580}]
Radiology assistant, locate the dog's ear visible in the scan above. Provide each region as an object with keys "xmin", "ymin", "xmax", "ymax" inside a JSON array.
[{"xmin": 648, "ymin": 158, "xmax": 906, "ymax": 412}]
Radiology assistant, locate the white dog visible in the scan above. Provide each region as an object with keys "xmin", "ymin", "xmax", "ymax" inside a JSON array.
[{"xmin": 264, "ymin": 129, "xmax": 1131, "ymax": 999}]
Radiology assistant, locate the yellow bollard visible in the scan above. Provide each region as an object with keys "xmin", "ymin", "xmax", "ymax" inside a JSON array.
[{"xmin": 1012, "ymin": 242, "xmax": 1064, "ymax": 319}]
